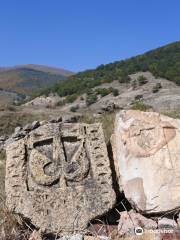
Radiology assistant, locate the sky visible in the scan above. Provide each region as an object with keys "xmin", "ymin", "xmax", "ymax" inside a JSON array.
[{"xmin": 0, "ymin": 0, "xmax": 179, "ymax": 72}]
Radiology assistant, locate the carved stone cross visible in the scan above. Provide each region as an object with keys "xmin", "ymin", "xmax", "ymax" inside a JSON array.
[{"xmin": 5, "ymin": 122, "xmax": 116, "ymax": 233}]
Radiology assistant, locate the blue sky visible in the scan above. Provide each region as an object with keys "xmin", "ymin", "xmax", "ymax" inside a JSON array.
[{"xmin": 0, "ymin": 0, "xmax": 179, "ymax": 72}]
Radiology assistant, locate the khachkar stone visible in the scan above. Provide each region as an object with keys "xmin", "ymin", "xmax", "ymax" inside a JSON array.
[
  {"xmin": 5, "ymin": 123, "xmax": 116, "ymax": 233},
  {"xmin": 111, "ymin": 110, "xmax": 180, "ymax": 214}
]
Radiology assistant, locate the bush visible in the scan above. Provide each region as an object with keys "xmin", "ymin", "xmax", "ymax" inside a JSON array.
[
  {"xmin": 131, "ymin": 80, "xmax": 137, "ymax": 89},
  {"xmin": 86, "ymin": 93, "xmax": 98, "ymax": 106},
  {"xmin": 112, "ymin": 88, "xmax": 119, "ymax": 96},
  {"xmin": 79, "ymin": 113, "xmax": 115, "ymax": 143},
  {"xmin": 56, "ymin": 100, "xmax": 65, "ymax": 106},
  {"xmin": 65, "ymin": 94, "xmax": 78, "ymax": 103},
  {"xmin": 131, "ymin": 101, "xmax": 152, "ymax": 111},
  {"xmin": 152, "ymin": 82, "xmax": 162, "ymax": 93},
  {"xmin": 138, "ymin": 75, "xmax": 148, "ymax": 85},
  {"xmin": 70, "ymin": 105, "xmax": 79, "ymax": 112},
  {"xmin": 119, "ymin": 74, "xmax": 131, "ymax": 83},
  {"xmin": 95, "ymin": 88, "xmax": 110, "ymax": 97}
]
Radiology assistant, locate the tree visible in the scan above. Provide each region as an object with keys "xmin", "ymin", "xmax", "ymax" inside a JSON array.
[{"xmin": 112, "ymin": 88, "xmax": 119, "ymax": 96}]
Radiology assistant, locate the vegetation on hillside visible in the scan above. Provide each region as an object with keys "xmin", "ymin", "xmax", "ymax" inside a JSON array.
[
  {"xmin": 0, "ymin": 67, "xmax": 69, "ymax": 94},
  {"xmin": 37, "ymin": 42, "xmax": 180, "ymax": 99}
]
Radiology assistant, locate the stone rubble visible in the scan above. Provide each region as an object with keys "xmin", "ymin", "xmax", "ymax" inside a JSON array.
[
  {"xmin": 158, "ymin": 217, "xmax": 177, "ymax": 229},
  {"xmin": 118, "ymin": 210, "xmax": 157, "ymax": 237}
]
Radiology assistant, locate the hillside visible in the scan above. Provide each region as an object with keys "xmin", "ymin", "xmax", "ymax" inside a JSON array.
[
  {"xmin": 0, "ymin": 64, "xmax": 73, "ymax": 95},
  {"xmin": 38, "ymin": 41, "xmax": 180, "ymax": 98}
]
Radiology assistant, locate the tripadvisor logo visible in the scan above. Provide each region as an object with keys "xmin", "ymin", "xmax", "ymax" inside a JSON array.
[{"xmin": 135, "ymin": 227, "xmax": 144, "ymax": 235}]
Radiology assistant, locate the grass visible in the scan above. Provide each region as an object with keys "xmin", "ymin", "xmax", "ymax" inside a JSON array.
[
  {"xmin": 80, "ymin": 112, "xmax": 115, "ymax": 143},
  {"xmin": 0, "ymin": 110, "xmax": 47, "ymax": 136},
  {"xmin": 0, "ymin": 150, "xmax": 5, "ymax": 198},
  {"xmin": 163, "ymin": 109, "xmax": 180, "ymax": 119},
  {"xmin": 131, "ymin": 101, "xmax": 152, "ymax": 112}
]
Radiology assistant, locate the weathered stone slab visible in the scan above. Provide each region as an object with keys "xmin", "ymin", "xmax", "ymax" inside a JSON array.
[
  {"xmin": 5, "ymin": 123, "xmax": 116, "ymax": 233},
  {"xmin": 118, "ymin": 210, "xmax": 157, "ymax": 237},
  {"xmin": 111, "ymin": 110, "xmax": 180, "ymax": 214}
]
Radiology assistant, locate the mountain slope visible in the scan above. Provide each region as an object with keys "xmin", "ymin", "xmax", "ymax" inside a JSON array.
[
  {"xmin": 0, "ymin": 64, "xmax": 73, "ymax": 94},
  {"xmin": 39, "ymin": 41, "xmax": 180, "ymax": 98}
]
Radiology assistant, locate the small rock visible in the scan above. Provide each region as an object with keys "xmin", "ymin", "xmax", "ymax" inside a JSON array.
[
  {"xmin": 29, "ymin": 230, "xmax": 42, "ymax": 240},
  {"xmin": 12, "ymin": 130, "xmax": 26, "ymax": 139},
  {"xmin": 14, "ymin": 126, "xmax": 22, "ymax": 134},
  {"xmin": 5, "ymin": 137, "xmax": 14, "ymax": 146},
  {"xmin": 84, "ymin": 236, "xmax": 110, "ymax": 240},
  {"xmin": 23, "ymin": 124, "xmax": 32, "ymax": 131},
  {"xmin": 101, "ymin": 102, "xmax": 115, "ymax": 113},
  {"xmin": 49, "ymin": 116, "xmax": 62, "ymax": 123},
  {"xmin": 111, "ymin": 232, "xmax": 161, "ymax": 240},
  {"xmin": 56, "ymin": 116, "xmax": 63, "ymax": 122},
  {"xmin": 49, "ymin": 118, "xmax": 58, "ymax": 123},
  {"xmin": 31, "ymin": 121, "xmax": 40, "ymax": 130},
  {"xmin": 40, "ymin": 120, "xmax": 49, "ymax": 126},
  {"xmin": 118, "ymin": 210, "xmax": 157, "ymax": 237},
  {"xmin": 158, "ymin": 217, "xmax": 177, "ymax": 229},
  {"xmin": 59, "ymin": 234, "xmax": 83, "ymax": 240},
  {"xmin": 0, "ymin": 135, "xmax": 8, "ymax": 141},
  {"xmin": 62, "ymin": 115, "xmax": 79, "ymax": 123}
]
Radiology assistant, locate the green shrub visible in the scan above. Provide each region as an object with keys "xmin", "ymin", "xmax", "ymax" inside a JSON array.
[
  {"xmin": 138, "ymin": 75, "xmax": 148, "ymax": 85},
  {"xmin": 70, "ymin": 105, "xmax": 79, "ymax": 112},
  {"xmin": 112, "ymin": 88, "xmax": 119, "ymax": 96},
  {"xmin": 95, "ymin": 88, "xmax": 111, "ymax": 97},
  {"xmin": 131, "ymin": 80, "xmax": 137, "ymax": 89},
  {"xmin": 152, "ymin": 82, "xmax": 162, "ymax": 93},
  {"xmin": 131, "ymin": 101, "xmax": 152, "ymax": 111},
  {"xmin": 86, "ymin": 93, "xmax": 98, "ymax": 106},
  {"xmin": 119, "ymin": 74, "xmax": 131, "ymax": 83},
  {"xmin": 79, "ymin": 113, "xmax": 115, "ymax": 143},
  {"xmin": 65, "ymin": 94, "xmax": 78, "ymax": 103},
  {"xmin": 134, "ymin": 94, "xmax": 143, "ymax": 101},
  {"xmin": 56, "ymin": 100, "xmax": 65, "ymax": 106}
]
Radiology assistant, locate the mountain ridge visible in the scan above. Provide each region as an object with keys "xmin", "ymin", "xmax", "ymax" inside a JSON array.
[
  {"xmin": 0, "ymin": 64, "xmax": 74, "ymax": 76},
  {"xmin": 0, "ymin": 64, "xmax": 74, "ymax": 95},
  {"xmin": 37, "ymin": 41, "xmax": 180, "ymax": 98}
]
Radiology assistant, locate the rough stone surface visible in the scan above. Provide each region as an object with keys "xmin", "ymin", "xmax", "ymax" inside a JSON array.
[
  {"xmin": 111, "ymin": 110, "xmax": 180, "ymax": 214},
  {"xmin": 84, "ymin": 236, "xmax": 110, "ymax": 240},
  {"xmin": 158, "ymin": 218, "xmax": 177, "ymax": 229},
  {"xmin": 29, "ymin": 230, "xmax": 42, "ymax": 240},
  {"xmin": 59, "ymin": 234, "xmax": 83, "ymax": 240},
  {"xmin": 110, "ymin": 232, "xmax": 163, "ymax": 240},
  {"xmin": 5, "ymin": 122, "xmax": 116, "ymax": 234},
  {"xmin": 31, "ymin": 120, "xmax": 40, "ymax": 129},
  {"xmin": 177, "ymin": 213, "xmax": 180, "ymax": 229},
  {"xmin": 118, "ymin": 210, "xmax": 157, "ymax": 236}
]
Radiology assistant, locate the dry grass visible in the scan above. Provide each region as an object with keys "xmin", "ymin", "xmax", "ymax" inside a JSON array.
[
  {"xmin": 0, "ymin": 110, "xmax": 47, "ymax": 136},
  {"xmin": 0, "ymin": 199, "xmax": 19, "ymax": 240},
  {"xmin": 80, "ymin": 112, "xmax": 115, "ymax": 143},
  {"xmin": 163, "ymin": 109, "xmax": 180, "ymax": 119},
  {"xmin": 0, "ymin": 149, "xmax": 19, "ymax": 240},
  {"xmin": 0, "ymin": 194, "xmax": 32, "ymax": 240}
]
